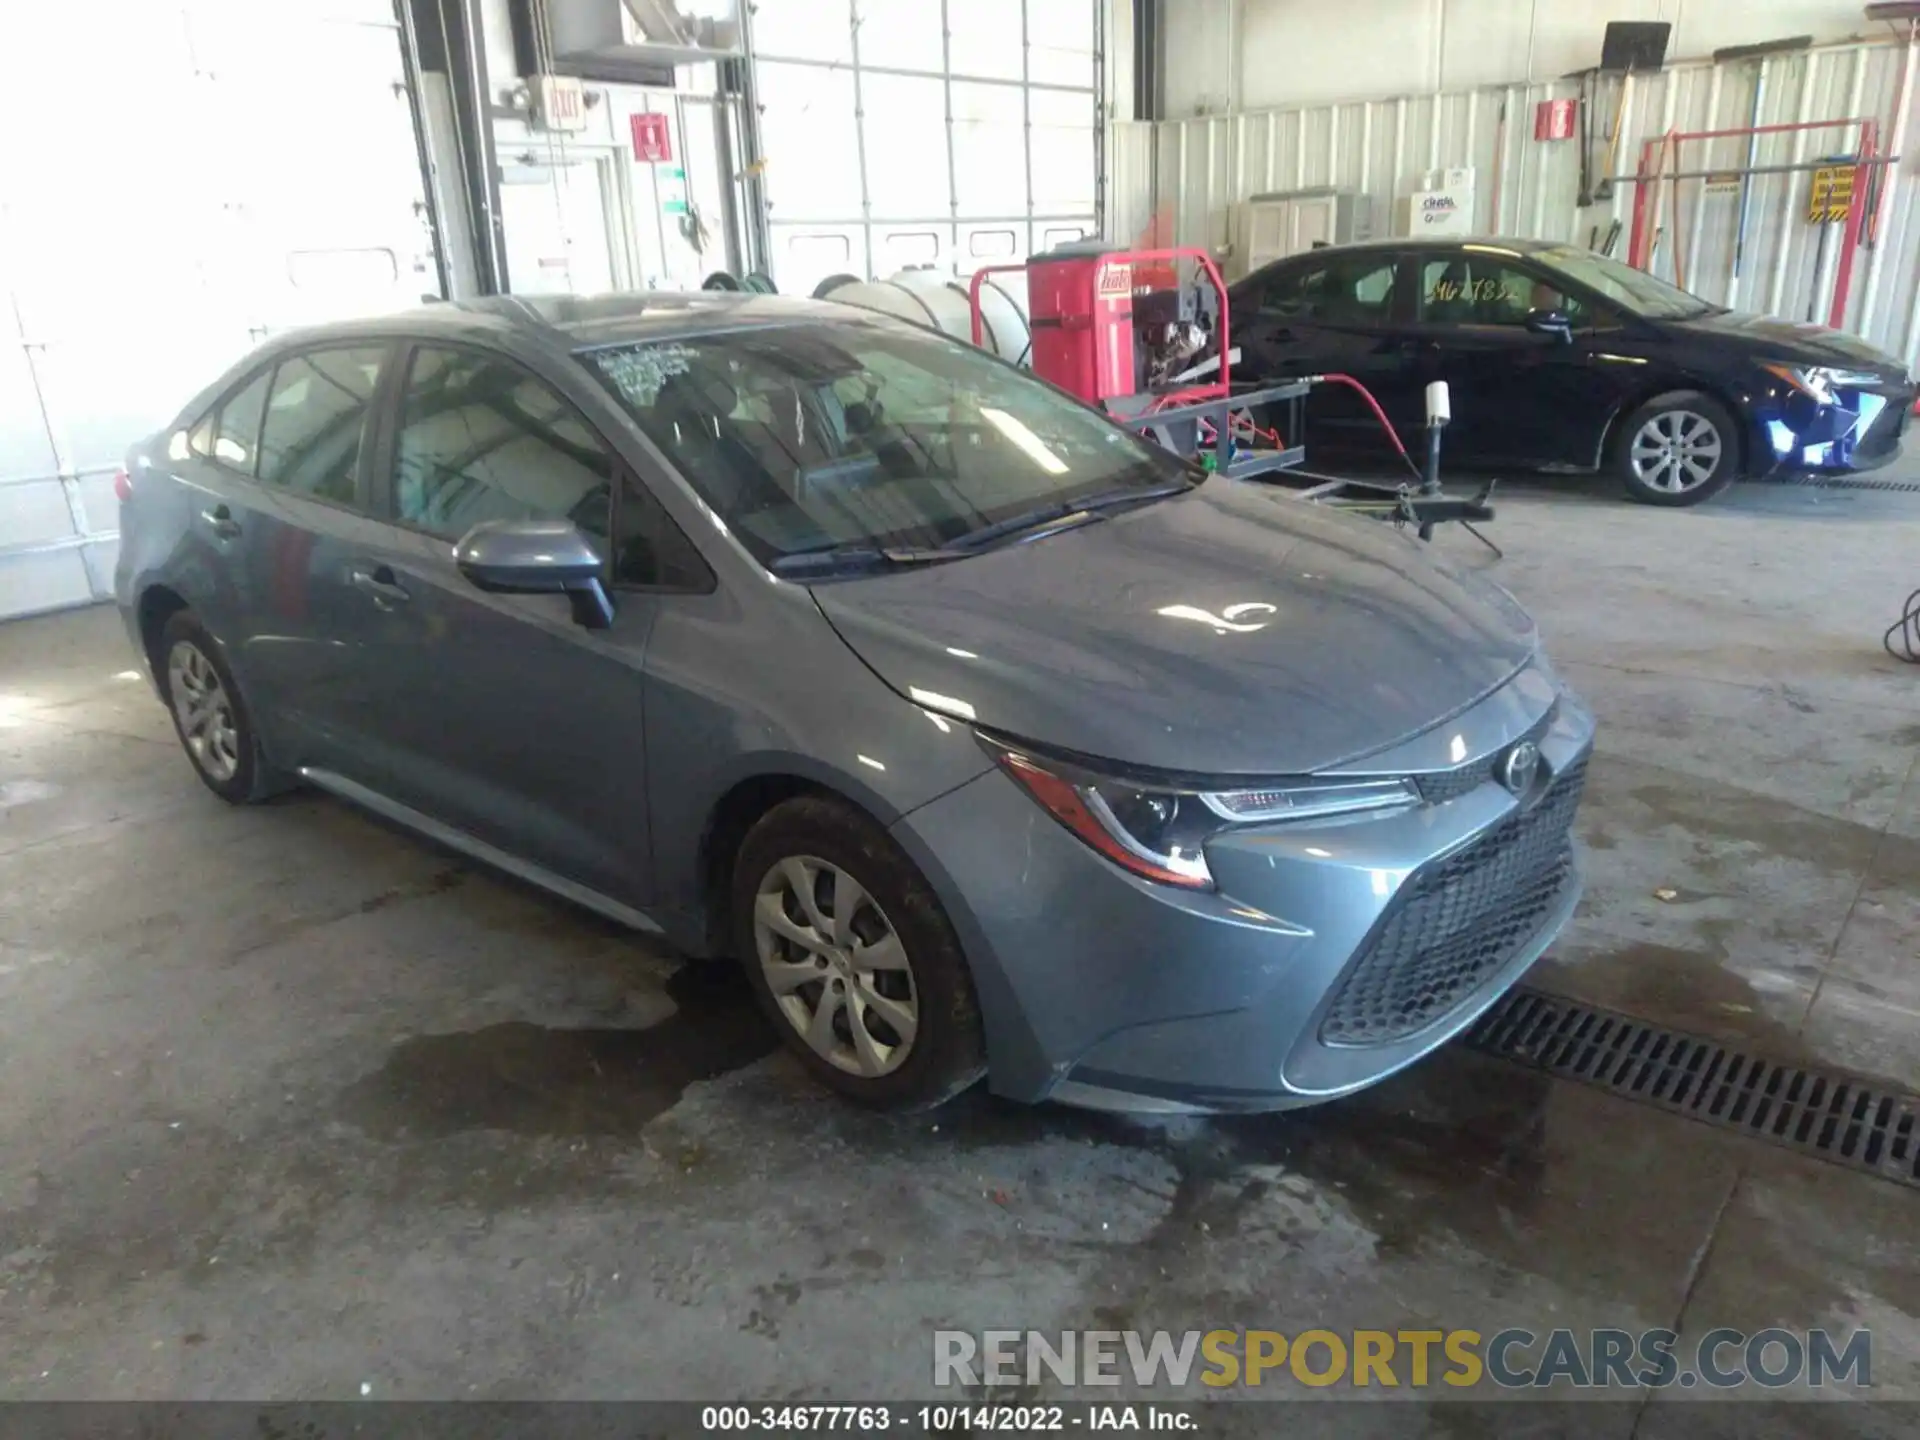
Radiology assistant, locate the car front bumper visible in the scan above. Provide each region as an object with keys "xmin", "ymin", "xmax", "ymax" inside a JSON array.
[
  {"xmin": 1756, "ymin": 379, "xmax": 1916, "ymax": 474},
  {"xmin": 892, "ymin": 661, "xmax": 1595, "ymax": 1113}
]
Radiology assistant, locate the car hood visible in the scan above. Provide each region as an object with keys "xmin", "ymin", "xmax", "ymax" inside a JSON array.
[
  {"xmin": 1665, "ymin": 308, "xmax": 1906, "ymax": 373},
  {"xmin": 811, "ymin": 479, "xmax": 1539, "ymax": 776}
]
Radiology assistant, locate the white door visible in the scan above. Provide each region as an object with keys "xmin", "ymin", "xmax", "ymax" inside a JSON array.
[
  {"xmin": 0, "ymin": 0, "xmax": 436, "ymax": 622},
  {"xmin": 500, "ymin": 160, "xmax": 618, "ymax": 297}
]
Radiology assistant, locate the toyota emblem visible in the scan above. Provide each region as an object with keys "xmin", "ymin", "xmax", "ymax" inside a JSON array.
[{"xmin": 1499, "ymin": 740, "xmax": 1542, "ymax": 797}]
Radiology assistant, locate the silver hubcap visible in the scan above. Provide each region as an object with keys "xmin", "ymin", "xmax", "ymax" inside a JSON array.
[
  {"xmin": 1630, "ymin": 409, "xmax": 1723, "ymax": 494},
  {"xmin": 753, "ymin": 856, "xmax": 918, "ymax": 1078},
  {"xmin": 166, "ymin": 640, "xmax": 241, "ymax": 783}
]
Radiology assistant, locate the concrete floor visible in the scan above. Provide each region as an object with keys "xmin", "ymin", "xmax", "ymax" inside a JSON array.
[{"xmin": 3, "ymin": 468, "xmax": 1919, "ymax": 1427}]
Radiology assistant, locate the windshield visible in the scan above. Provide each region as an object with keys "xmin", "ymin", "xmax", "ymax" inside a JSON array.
[
  {"xmin": 1528, "ymin": 244, "xmax": 1715, "ymax": 320},
  {"xmin": 582, "ymin": 321, "xmax": 1190, "ymax": 567}
]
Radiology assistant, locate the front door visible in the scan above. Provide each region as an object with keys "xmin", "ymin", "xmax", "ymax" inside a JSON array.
[
  {"xmin": 342, "ymin": 342, "xmax": 664, "ymax": 905},
  {"xmin": 1234, "ymin": 249, "xmax": 1426, "ymax": 462},
  {"xmin": 1405, "ymin": 250, "xmax": 1639, "ymax": 468}
]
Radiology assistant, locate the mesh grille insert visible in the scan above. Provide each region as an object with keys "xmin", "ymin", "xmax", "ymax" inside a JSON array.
[{"xmin": 1320, "ymin": 756, "xmax": 1588, "ymax": 1047}]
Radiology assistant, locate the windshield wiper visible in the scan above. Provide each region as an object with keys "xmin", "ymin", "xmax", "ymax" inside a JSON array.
[
  {"xmin": 768, "ymin": 544, "xmax": 966, "ymax": 577},
  {"xmin": 945, "ymin": 479, "xmax": 1196, "ymax": 552}
]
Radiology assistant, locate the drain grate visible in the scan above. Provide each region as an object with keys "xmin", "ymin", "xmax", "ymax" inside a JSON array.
[
  {"xmin": 1744, "ymin": 471, "xmax": 1920, "ymax": 494},
  {"xmin": 1465, "ymin": 988, "xmax": 1920, "ymax": 1190}
]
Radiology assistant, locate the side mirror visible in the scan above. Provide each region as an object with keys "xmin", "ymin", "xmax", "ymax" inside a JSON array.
[
  {"xmin": 454, "ymin": 518, "xmax": 614, "ymax": 629},
  {"xmin": 1526, "ymin": 310, "xmax": 1575, "ymax": 344}
]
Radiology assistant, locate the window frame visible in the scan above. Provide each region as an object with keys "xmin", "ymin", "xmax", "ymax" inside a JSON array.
[{"xmin": 371, "ymin": 338, "xmax": 715, "ymax": 597}]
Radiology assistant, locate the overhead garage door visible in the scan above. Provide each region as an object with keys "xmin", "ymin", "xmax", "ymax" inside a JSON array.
[
  {"xmin": 750, "ymin": 0, "xmax": 1100, "ymax": 298},
  {"xmin": 0, "ymin": 0, "xmax": 436, "ymax": 622}
]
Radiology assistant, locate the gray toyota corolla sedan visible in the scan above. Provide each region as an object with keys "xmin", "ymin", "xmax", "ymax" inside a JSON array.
[{"xmin": 114, "ymin": 292, "xmax": 1593, "ymax": 1113}]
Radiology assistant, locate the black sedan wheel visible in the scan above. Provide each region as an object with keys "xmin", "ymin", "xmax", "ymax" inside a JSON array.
[{"xmin": 1616, "ymin": 391, "xmax": 1738, "ymax": 507}]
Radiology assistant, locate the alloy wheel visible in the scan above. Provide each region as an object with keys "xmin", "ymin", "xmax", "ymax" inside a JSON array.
[
  {"xmin": 166, "ymin": 640, "xmax": 241, "ymax": 783},
  {"xmin": 752, "ymin": 855, "xmax": 919, "ymax": 1077},
  {"xmin": 1629, "ymin": 409, "xmax": 1724, "ymax": 495}
]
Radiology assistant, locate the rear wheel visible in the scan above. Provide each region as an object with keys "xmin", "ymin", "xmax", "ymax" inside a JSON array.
[
  {"xmin": 157, "ymin": 610, "xmax": 284, "ymax": 804},
  {"xmin": 732, "ymin": 796, "xmax": 985, "ymax": 1109},
  {"xmin": 1616, "ymin": 391, "xmax": 1738, "ymax": 507}
]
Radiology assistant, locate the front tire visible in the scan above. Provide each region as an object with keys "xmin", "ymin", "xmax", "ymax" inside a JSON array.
[
  {"xmin": 157, "ymin": 610, "xmax": 283, "ymax": 804},
  {"xmin": 1616, "ymin": 391, "xmax": 1738, "ymax": 507},
  {"xmin": 732, "ymin": 795, "xmax": 986, "ymax": 1109}
]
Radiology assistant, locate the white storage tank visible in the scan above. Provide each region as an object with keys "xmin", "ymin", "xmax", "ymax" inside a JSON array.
[{"xmin": 815, "ymin": 269, "xmax": 1032, "ymax": 366}]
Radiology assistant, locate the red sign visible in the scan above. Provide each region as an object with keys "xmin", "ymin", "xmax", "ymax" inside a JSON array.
[
  {"xmin": 630, "ymin": 112, "xmax": 673, "ymax": 164},
  {"xmin": 1534, "ymin": 98, "xmax": 1577, "ymax": 142}
]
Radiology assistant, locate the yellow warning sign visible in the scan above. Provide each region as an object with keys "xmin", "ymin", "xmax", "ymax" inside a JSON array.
[{"xmin": 1808, "ymin": 164, "xmax": 1857, "ymax": 225}]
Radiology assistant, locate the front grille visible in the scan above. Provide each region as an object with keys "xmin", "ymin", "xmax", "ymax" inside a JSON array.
[
  {"xmin": 1414, "ymin": 709, "xmax": 1554, "ymax": 804},
  {"xmin": 1320, "ymin": 755, "xmax": 1588, "ymax": 1047}
]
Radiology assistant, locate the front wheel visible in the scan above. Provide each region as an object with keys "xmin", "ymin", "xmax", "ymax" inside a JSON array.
[
  {"xmin": 732, "ymin": 795, "xmax": 986, "ymax": 1109},
  {"xmin": 1615, "ymin": 391, "xmax": 1739, "ymax": 507}
]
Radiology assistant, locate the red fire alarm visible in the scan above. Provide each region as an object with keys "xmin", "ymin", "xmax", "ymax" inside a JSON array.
[
  {"xmin": 1535, "ymin": 98, "xmax": 1577, "ymax": 142},
  {"xmin": 630, "ymin": 112, "xmax": 673, "ymax": 163}
]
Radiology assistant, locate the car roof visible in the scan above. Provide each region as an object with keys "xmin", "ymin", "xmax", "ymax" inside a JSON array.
[
  {"xmin": 1264, "ymin": 235, "xmax": 1562, "ymax": 258},
  {"xmin": 261, "ymin": 290, "xmax": 862, "ymax": 355}
]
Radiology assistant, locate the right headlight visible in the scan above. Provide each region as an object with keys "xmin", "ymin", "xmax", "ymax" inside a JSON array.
[
  {"xmin": 1761, "ymin": 362, "xmax": 1886, "ymax": 405},
  {"xmin": 983, "ymin": 737, "xmax": 1418, "ymax": 890}
]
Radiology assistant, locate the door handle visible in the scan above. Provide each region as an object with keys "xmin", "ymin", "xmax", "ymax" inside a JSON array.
[
  {"xmin": 349, "ymin": 564, "xmax": 411, "ymax": 606},
  {"xmin": 200, "ymin": 504, "xmax": 242, "ymax": 539}
]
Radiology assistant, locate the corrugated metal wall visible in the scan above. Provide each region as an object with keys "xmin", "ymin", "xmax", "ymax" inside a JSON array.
[{"xmin": 1109, "ymin": 37, "xmax": 1920, "ymax": 364}]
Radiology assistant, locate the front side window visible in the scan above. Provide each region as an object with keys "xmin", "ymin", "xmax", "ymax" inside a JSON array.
[
  {"xmin": 391, "ymin": 345, "xmax": 708, "ymax": 589},
  {"xmin": 393, "ymin": 347, "xmax": 615, "ymax": 542},
  {"xmin": 1256, "ymin": 255, "xmax": 1398, "ymax": 325},
  {"xmin": 1418, "ymin": 254, "xmax": 1590, "ymax": 327},
  {"xmin": 257, "ymin": 346, "xmax": 386, "ymax": 503},
  {"xmin": 582, "ymin": 320, "xmax": 1191, "ymax": 567}
]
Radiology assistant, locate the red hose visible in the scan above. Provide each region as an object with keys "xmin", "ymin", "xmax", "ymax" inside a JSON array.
[{"xmin": 1317, "ymin": 372, "xmax": 1416, "ymax": 468}]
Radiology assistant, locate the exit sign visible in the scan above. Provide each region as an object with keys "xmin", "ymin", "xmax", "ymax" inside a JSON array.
[{"xmin": 630, "ymin": 112, "xmax": 673, "ymax": 164}]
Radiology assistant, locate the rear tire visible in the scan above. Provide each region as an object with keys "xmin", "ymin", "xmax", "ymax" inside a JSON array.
[
  {"xmin": 732, "ymin": 795, "xmax": 986, "ymax": 1110},
  {"xmin": 156, "ymin": 610, "xmax": 286, "ymax": 805},
  {"xmin": 1615, "ymin": 390, "xmax": 1739, "ymax": 507}
]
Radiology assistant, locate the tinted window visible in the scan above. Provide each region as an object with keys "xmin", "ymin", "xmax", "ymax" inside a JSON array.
[
  {"xmin": 211, "ymin": 371, "xmax": 272, "ymax": 472},
  {"xmin": 257, "ymin": 346, "xmax": 385, "ymax": 503},
  {"xmin": 393, "ymin": 347, "xmax": 615, "ymax": 541},
  {"xmin": 1418, "ymin": 254, "xmax": 1589, "ymax": 327},
  {"xmin": 1531, "ymin": 244, "xmax": 1710, "ymax": 320},
  {"xmin": 583, "ymin": 321, "xmax": 1190, "ymax": 566},
  {"xmin": 612, "ymin": 475, "xmax": 711, "ymax": 590},
  {"xmin": 1256, "ymin": 255, "xmax": 1398, "ymax": 325}
]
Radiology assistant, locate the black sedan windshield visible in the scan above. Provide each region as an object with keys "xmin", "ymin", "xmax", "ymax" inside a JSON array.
[
  {"xmin": 1529, "ymin": 244, "xmax": 1715, "ymax": 320},
  {"xmin": 582, "ymin": 321, "xmax": 1189, "ymax": 566}
]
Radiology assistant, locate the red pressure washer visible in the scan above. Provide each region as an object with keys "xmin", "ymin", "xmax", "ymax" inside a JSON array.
[{"xmin": 966, "ymin": 241, "xmax": 1497, "ymax": 545}]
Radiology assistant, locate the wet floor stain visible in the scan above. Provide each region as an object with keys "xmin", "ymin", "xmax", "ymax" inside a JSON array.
[{"xmin": 335, "ymin": 963, "xmax": 776, "ymax": 1140}]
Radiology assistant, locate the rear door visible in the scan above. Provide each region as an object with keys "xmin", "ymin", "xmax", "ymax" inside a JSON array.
[
  {"xmin": 1405, "ymin": 248, "xmax": 1639, "ymax": 467},
  {"xmin": 200, "ymin": 342, "xmax": 397, "ymax": 772},
  {"xmin": 1234, "ymin": 250, "xmax": 1425, "ymax": 459},
  {"xmin": 337, "ymin": 341, "xmax": 701, "ymax": 905}
]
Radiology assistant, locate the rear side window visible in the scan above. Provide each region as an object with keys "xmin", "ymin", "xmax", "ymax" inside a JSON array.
[
  {"xmin": 187, "ymin": 369, "xmax": 272, "ymax": 472},
  {"xmin": 1257, "ymin": 255, "xmax": 1398, "ymax": 325},
  {"xmin": 257, "ymin": 346, "xmax": 386, "ymax": 504}
]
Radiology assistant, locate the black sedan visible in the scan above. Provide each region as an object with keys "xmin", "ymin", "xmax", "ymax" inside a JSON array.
[{"xmin": 1229, "ymin": 237, "xmax": 1916, "ymax": 506}]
